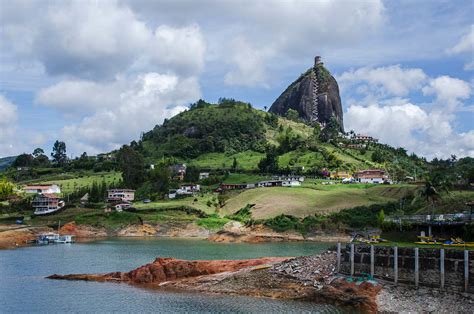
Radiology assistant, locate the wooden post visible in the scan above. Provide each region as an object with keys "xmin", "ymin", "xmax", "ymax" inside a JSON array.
[
  {"xmin": 394, "ymin": 246, "xmax": 398, "ymax": 285},
  {"xmin": 350, "ymin": 243, "xmax": 355, "ymax": 276},
  {"xmin": 370, "ymin": 245, "xmax": 375, "ymax": 277},
  {"xmin": 440, "ymin": 249, "xmax": 445, "ymax": 289},
  {"xmin": 415, "ymin": 248, "xmax": 419, "ymax": 288},
  {"xmin": 336, "ymin": 243, "xmax": 341, "ymax": 273},
  {"xmin": 465, "ymin": 250, "xmax": 469, "ymax": 292}
]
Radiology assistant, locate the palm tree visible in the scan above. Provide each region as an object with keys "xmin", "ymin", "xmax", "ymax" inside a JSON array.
[{"xmin": 418, "ymin": 173, "xmax": 451, "ymax": 216}]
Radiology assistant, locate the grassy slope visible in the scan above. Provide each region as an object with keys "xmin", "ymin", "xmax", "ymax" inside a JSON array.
[
  {"xmin": 134, "ymin": 193, "xmax": 218, "ymax": 215},
  {"xmin": 221, "ymin": 184, "xmax": 416, "ymax": 219},
  {"xmin": 39, "ymin": 171, "xmax": 122, "ymax": 194},
  {"xmin": 188, "ymin": 151, "xmax": 264, "ymax": 170}
]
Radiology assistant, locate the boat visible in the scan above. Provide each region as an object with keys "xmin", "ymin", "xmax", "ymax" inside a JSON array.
[
  {"xmin": 414, "ymin": 235, "xmax": 443, "ymax": 245},
  {"xmin": 36, "ymin": 233, "xmax": 60, "ymax": 244},
  {"xmin": 442, "ymin": 238, "xmax": 474, "ymax": 248},
  {"xmin": 54, "ymin": 235, "xmax": 75, "ymax": 244},
  {"xmin": 36, "ymin": 233, "xmax": 75, "ymax": 244}
]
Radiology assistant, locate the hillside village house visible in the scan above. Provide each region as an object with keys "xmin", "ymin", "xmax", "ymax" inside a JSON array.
[
  {"xmin": 353, "ymin": 134, "xmax": 378, "ymax": 143},
  {"xmin": 354, "ymin": 169, "xmax": 391, "ymax": 184},
  {"xmin": 23, "ymin": 184, "xmax": 61, "ymax": 194},
  {"xmin": 32, "ymin": 193, "xmax": 65, "ymax": 215},
  {"xmin": 330, "ymin": 170, "xmax": 351, "ymax": 179},
  {"xmin": 199, "ymin": 172, "xmax": 210, "ymax": 180},
  {"xmin": 107, "ymin": 189, "xmax": 135, "ymax": 202},
  {"xmin": 168, "ymin": 184, "xmax": 200, "ymax": 199},
  {"xmin": 170, "ymin": 164, "xmax": 187, "ymax": 181}
]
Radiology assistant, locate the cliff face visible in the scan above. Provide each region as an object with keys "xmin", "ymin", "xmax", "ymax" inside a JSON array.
[{"xmin": 269, "ymin": 59, "xmax": 344, "ymax": 132}]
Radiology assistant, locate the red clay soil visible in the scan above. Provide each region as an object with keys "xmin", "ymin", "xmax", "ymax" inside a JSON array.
[
  {"xmin": 48, "ymin": 257, "xmax": 288, "ymax": 284},
  {"xmin": 48, "ymin": 256, "xmax": 382, "ymax": 312}
]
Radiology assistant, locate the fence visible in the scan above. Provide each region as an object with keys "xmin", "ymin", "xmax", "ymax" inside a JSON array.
[
  {"xmin": 336, "ymin": 243, "xmax": 473, "ymax": 292},
  {"xmin": 385, "ymin": 213, "xmax": 474, "ymax": 225}
]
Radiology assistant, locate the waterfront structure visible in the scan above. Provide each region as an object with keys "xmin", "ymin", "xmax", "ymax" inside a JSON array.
[
  {"xmin": 32, "ymin": 194, "xmax": 65, "ymax": 215},
  {"xmin": 24, "ymin": 184, "xmax": 61, "ymax": 194}
]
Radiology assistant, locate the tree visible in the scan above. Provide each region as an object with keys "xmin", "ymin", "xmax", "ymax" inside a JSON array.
[
  {"xmin": 377, "ymin": 209, "xmax": 385, "ymax": 227},
  {"xmin": 12, "ymin": 154, "xmax": 34, "ymax": 168},
  {"xmin": 51, "ymin": 140, "xmax": 67, "ymax": 165},
  {"xmin": 258, "ymin": 146, "xmax": 279, "ymax": 173},
  {"xmin": 0, "ymin": 177, "xmax": 15, "ymax": 201},
  {"xmin": 32, "ymin": 148, "xmax": 44, "ymax": 158},
  {"xmin": 117, "ymin": 145, "xmax": 146, "ymax": 189},
  {"xmin": 232, "ymin": 157, "xmax": 238, "ymax": 171},
  {"xmin": 184, "ymin": 166, "xmax": 199, "ymax": 182},
  {"xmin": 148, "ymin": 166, "xmax": 170, "ymax": 197},
  {"xmin": 319, "ymin": 116, "xmax": 340, "ymax": 142},
  {"xmin": 285, "ymin": 109, "xmax": 300, "ymax": 122}
]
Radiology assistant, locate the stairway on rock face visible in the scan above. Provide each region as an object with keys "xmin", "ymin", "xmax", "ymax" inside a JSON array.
[{"xmin": 311, "ymin": 67, "xmax": 319, "ymax": 123}]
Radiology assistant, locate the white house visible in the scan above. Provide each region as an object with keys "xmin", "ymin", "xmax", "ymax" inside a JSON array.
[
  {"xmin": 282, "ymin": 180, "xmax": 301, "ymax": 187},
  {"xmin": 24, "ymin": 184, "xmax": 61, "ymax": 194},
  {"xmin": 199, "ymin": 172, "xmax": 210, "ymax": 180}
]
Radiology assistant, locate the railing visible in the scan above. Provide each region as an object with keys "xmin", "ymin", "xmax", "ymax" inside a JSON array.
[{"xmin": 385, "ymin": 213, "xmax": 474, "ymax": 224}]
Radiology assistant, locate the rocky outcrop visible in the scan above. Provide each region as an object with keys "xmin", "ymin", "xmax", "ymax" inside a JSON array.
[
  {"xmin": 48, "ymin": 257, "xmax": 289, "ymax": 284},
  {"xmin": 48, "ymin": 253, "xmax": 382, "ymax": 312},
  {"xmin": 59, "ymin": 222, "xmax": 107, "ymax": 238},
  {"xmin": 269, "ymin": 57, "xmax": 344, "ymax": 131}
]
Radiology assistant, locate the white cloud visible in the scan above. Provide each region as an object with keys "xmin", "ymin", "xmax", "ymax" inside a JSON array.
[
  {"xmin": 338, "ymin": 65, "xmax": 427, "ymax": 97},
  {"xmin": 345, "ymin": 101, "xmax": 474, "ymax": 159},
  {"xmin": 422, "ymin": 75, "xmax": 471, "ymax": 111},
  {"xmin": 224, "ymin": 38, "xmax": 275, "ymax": 87},
  {"xmin": 0, "ymin": 94, "xmax": 19, "ymax": 156},
  {"xmin": 51, "ymin": 73, "xmax": 201, "ymax": 154},
  {"xmin": 448, "ymin": 25, "xmax": 474, "ymax": 54},
  {"xmin": 0, "ymin": 0, "xmax": 205, "ymax": 79},
  {"xmin": 447, "ymin": 25, "xmax": 474, "ymax": 71}
]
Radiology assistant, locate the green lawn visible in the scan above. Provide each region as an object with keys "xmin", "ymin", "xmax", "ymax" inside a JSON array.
[
  {"xmin": 134, "ymin": 193, "xmax": 218, "ymax": 215},
  {"xmin": 222, "ymin": 173, "xmax": 270, "ymax": 184},
  {"xmin": 39, "ymin": 171, "xmax": 122, "ymax": 194},
  {"xmin": 189, "ymin": 151, "xmax": 264, "ymax": 170},
  {"xmin": 221, "ymin": 184, "xmax": 416, "ymax": 219}
]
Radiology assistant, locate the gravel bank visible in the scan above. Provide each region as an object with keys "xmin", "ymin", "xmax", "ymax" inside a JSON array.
[{"xmin": 377, "ymin": 284, "xmax": 474, "ymax": 312}]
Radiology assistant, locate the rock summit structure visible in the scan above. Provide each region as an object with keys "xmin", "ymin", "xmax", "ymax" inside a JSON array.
[{"xmin": 269, "ymin": 56, "xmax": 344, "ymax": 132}]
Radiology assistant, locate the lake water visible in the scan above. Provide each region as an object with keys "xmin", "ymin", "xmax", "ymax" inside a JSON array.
[{"xmin": 0, "ymin": 238, "xmax": 344, "ymax": 313}]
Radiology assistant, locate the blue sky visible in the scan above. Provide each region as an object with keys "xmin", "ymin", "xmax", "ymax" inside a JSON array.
[{"xmin": 0, "ymin": 0, "xmax": 473, "ymax": 159}]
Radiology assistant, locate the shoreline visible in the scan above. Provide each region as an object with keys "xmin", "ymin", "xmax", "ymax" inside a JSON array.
[
  {"xmin": 46, "ymin": 251, "xmax": 474, "ymax": 312},
  {"xmin": 0, "ymin": 222, "xmax": 349, "ymax": 250}
]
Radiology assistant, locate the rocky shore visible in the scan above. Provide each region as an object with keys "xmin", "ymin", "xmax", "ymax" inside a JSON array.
[
  {"xmin": 0, "ymin": 221, "xmax": 350, "ymax": 250},
  {"xmin": 48, "ymin": 251, "xmax": 381, "ymax": 312},
  {"xmin": 46, "ymin": 250, "xmax": 474, "ymax": 312}
]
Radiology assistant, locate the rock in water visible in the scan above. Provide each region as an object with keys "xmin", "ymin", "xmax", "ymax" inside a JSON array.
[{"xmin": 269, "ymin": 56, "xmax": 344, "ymax": 132}]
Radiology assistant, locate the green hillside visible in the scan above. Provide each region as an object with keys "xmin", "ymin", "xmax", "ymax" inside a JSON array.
[
  {"xmin": 221, "ymin": 185, "xmax": 416, "ymax": 219},
  {"xmin": 137, "ymin": 98, "xmax": 425, "ymax": 177}
]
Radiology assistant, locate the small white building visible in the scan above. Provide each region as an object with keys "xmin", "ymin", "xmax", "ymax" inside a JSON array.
[
  {"xmin": 107, "ymin": 189, "xmax": 135, "ymax": 202},
  {"xmin": 199, "ymin": 172, "xmax": 210, "ymax": 180},
  {"xmin": 24, "ymin": 184, "xmax": 61, "ymax": 194},
  {"xmin": 282, "ymin": 180, "xmax": 301, "ymax": 187}
]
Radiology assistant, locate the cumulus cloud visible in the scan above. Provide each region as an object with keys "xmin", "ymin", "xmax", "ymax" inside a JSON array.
[
  {"xmin": 341, "ymin": 64, "xmax": 474, "ymax": 159},
  {"xmin": 447, "ymin": 25, "xmax": 474, "ymax": 70},
  {"xmin": 45, "ymin": 73, "xmax": 201, "ymax": 154},
  {"xmin": 422, "ymin": 75, "xmax": 471, "ymax": 111},
  {"xmin": 0, "ymin": 95, "xmax": 20, "ymax": 156},
  {"xmin": 338, "ymin": 65, "xmax": 427, "ymax": 97},
  {"xmin": 224, "ymin": 38, "xmax": 275, "ymax": 87},
  {"xmin": 345, "ymin": 102, "xmax": 474, "ymax": 159},
  {"xmin": 1, "ymin": 0, "xmax": 205, "ymax": 79}
]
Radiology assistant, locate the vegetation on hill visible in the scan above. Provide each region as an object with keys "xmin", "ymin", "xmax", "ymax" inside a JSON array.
[{"xmin": 140, "ymin": 98, "xmax": 267, "ymax": 159}]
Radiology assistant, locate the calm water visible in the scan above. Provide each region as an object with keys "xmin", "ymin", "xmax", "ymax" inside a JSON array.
[{"xmin": 0, "ymin": 238, "xmax": 343, "ymax": 313}]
